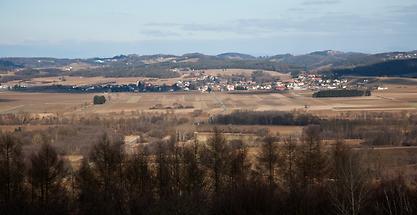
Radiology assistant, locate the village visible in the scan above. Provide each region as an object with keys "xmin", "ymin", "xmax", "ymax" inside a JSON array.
[
  {"xmin": 186, "ymin": 71, "xmax": 352, "ymax": 93},
  {"xmin": 5, "ymin": 70, "xmax": 363, "ymax": 94}
]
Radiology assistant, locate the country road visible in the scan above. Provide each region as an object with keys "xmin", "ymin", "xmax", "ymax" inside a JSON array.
[{"xmin": 211, "ymin": 92, "xmax": 227, "ymax": 113}]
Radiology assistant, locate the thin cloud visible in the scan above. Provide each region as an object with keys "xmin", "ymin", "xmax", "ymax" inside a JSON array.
[
  {"xmin": 388, "ymin": 4, "xmax": 417, "ymax": 14},
  {"xmin": 181, "ymin": 23, "xmax": 231, "ymax": 32},
  {"xmin": 143, "ymin": 10, "xmax": 417, "ymax": 39},
  {"xmin": 144, "ymin": 22, "xmax": 182, "ymax": 27},
  {"xmin": 302, "ymin": 0, "xmax": 340, "ymax": 6},
  {"xmin": 140, "ymin": 30, "xmax": 181, "ymax": 38},
  {"xmin": 288, "ymin": 7, "xmax": 305, "ymax": 12}
]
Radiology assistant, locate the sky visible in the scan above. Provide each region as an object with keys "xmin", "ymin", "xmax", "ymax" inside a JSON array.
[{"xmin": 0, "ymin": 0, "xmax": 416, "ymax": 58}]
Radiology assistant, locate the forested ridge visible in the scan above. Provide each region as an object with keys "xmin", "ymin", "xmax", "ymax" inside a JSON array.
[
  {"xmin": 331, "ymin": 59, "xmax": 417, "ymax": 78},
  {"xmin": 2, "ymin": 50, "xmax": 417, "ymax": 80}
]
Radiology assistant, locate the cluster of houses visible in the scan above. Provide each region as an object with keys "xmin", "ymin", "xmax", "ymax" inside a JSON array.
[
  {"xmin": 173, "ymin": 72, "xmax": 350, "ymax": 93},
  {"xmin": 283, "ymin": 74, "xmax": 349, "ymax": 90},
  {"xmin": 388, "ymin": 52, "xmax": 417, "ymax": 60},
  {"xmin": 174, "ymin": 73, "xmax": 276, "ymax": 93},
  {"xmin": 5, "ymin": 70, "xmax": 354, "ymax": 93}
]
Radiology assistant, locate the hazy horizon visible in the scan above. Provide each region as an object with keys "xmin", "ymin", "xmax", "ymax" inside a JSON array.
[
  {"xmin": 2, "ymin": 48, "xmax": 417, "ymax": 59},
  {"xmin": 1, "ymin": 0, "xmax": 416, "ymax": 58}
]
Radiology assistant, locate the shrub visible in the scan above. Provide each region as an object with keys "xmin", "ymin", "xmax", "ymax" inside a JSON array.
[{"xmin": 93, "ymin": 95, "xmax": 106, "ymax": 105}]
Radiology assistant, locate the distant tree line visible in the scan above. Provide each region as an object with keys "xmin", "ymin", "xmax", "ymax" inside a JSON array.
[
  {"xmin": 313, "ymin": 89, "xmax": 371, "ymax": 98},
  {"xmin": 71, "ymin": 64, "xmax": 180, "ymax": 79},
  {"xmin": 211, "ymin": 110, "xmax": 321, "ymax": 126},
  {"xmin": 0, "ymin": 60, "xmax": 22, "ymax": 71},
  {"xmin": 0, "ymin": 68, "xmax": 65, "ymax": 83},
  {"xmin": 2, "ymin": 111, "xmax": 417, "ymax": 147},
  {"xmin": 211, "ymin": 111, "xmax": 417, "ymax": 146}
]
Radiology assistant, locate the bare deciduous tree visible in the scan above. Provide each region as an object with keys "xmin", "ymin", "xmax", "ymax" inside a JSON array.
[{"xmin": 329, "ymin": 139, "xmax": 369, "ymax": 215}]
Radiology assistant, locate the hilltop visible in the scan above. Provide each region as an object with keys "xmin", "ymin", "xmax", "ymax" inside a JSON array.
[{"xmin": 1, "ymin": 50, "xmax": 417, "ymax": 81}]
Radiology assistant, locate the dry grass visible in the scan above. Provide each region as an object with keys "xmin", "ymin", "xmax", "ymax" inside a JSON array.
[
  {"xmin": 2, "ymin": 79, "xmax": 417, "ymax": 181},
  {"xmin": 0, "ymin": 92, "xmax": 92, "ymax": 114},
  {"xmin": 5, "ymin": 75, "xmax": 187, "ymax": 87},
  {"xmin": 2, "ymin": 81, "xmax": 417, "ymax": 116}
]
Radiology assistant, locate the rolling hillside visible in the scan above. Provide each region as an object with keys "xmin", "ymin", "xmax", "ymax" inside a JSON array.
[
  {"xmin": 1, "ymin": 50, "xmax": 417, "ymax": 79},
  {"xmin": 331, "ymin": 59, "xmax": 417, "ymax": 78}
]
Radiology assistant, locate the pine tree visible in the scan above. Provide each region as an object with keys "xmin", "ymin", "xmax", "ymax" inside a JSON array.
[
  {"xmin": 0, "ymin": 133, "xmax": 26, "ymax": 214},
  {"xmin": 282, "ymin": 136, "xmax": 297, "ymax": 192},
  {"xmin": 155, "ymin": 140, "xmax": 173, "ymax": 200},
  {"xmin": 297, "ymin": 125, "xmax": 326, "ymax": 188},
  {"xmin": 124, "ymin": 150, "xmax": 154, "ymax": 214},
  {"xmin": 28, "ymin": 143, "xmax": 68, "ymax": 214},
  {"xmin": 76, "ymin": 159, "xmax": 100, "ymax": 215},
  {"xmin": 257, "ymin": 134, "xmax": 280, "ymax": 187},
  {"xmin": 230, "ymin": 139, "xmax": 250, "ymax": 188},
  {"xmin": 202, "ymin": 127, "xmax": 231, "ymax": 194},
  {"xmin": 81, "ymin": 134, "xmax": 125, "ymax": 215}
]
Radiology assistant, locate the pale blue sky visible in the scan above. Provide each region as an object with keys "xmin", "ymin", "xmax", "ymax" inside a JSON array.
[{"xmin": 0, "ymin": 0, "xmax": 416, "ymax": 57}]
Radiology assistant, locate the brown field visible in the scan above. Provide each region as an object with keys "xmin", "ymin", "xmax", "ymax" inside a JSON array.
[
  {"xmin": 4, "ymin": 69, "xmax": 289, "ymax": 87},
  {"xmin": 0, "ymin": 124, "xmax": 58, "ymax": 132},
  {"xmin": 5, "ymin": 75, "xmax": 187, "ymax": 87},
  {"xmin": 2, "ymin": 81, "xmax": 417, "ymax": 117},
  {"xmin": 0, "ymin": 92, "xmax": 92, "ymax": 114},
  {"xmin": 2, "ymin": 76, "xmax": 417, "ymax": 180},
  {"xmin": 195, "ymin": 124, "xmax": 304, "ymax": 137}
]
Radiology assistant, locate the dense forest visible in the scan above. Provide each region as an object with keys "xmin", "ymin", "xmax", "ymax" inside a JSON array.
[
  {"xmin": 0, "ymin": 60, "xmax": 22, "ymax": 71},
  {"xmin": 2, "ymin": 126, "xmax": 417, "ymax": 215},
  {"xmin": 331, "ymin": 59, "xmax": 417, "ymax": 78}
]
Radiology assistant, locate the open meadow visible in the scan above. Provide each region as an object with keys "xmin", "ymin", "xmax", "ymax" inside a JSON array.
[
  {"xmin": 2, "ymin": 80, "xmax": 417, "ymax": 117},
  {"xmin": 2, "ymin": 74, "xmax": 417, "ymax": 212},
  {"xmin": 2, "ymin": 78, "xmax": 417, "ymax": 180}
]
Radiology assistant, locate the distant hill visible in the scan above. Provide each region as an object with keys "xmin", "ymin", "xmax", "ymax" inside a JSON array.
[
  {"xmin": 269, "ymin": 50, "xmax": 381, "ymax": 71},
  {"xmin": 182, "ymin": 53, "xmax": 208, "ymax": 59},
  {"xmin": 1, "ymin": 57, "xmax": 77, "ymax": 68},
  {"xmin": 1, "ymin": 50, "xmax": 417, "ymax": 79},
  {"xmin": 216, "ymin": 53, "xmax": 256, "ymax": 60},
  {"xmin": 0, "ymin": 59, "xmax": 22, "ymax": 70},
  {"xmin": 331, "ymin": 59, "xmax": 417, "ymax": 78}
]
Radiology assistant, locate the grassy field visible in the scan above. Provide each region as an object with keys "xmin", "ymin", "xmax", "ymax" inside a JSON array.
[
  {"xmin": 3, "ymin": 69, "xmax": 289, "ymax": 87},
  {"xmin": 2, "ymin": 82, "xmax": 417, "ymax": 117},
  {"xmin": 2, "ymin": 77, "xmax": 417, "ymax": 180},
  {"xmin": 5, "ymin": 75, "xmax": 186, "ymax": 87}
]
